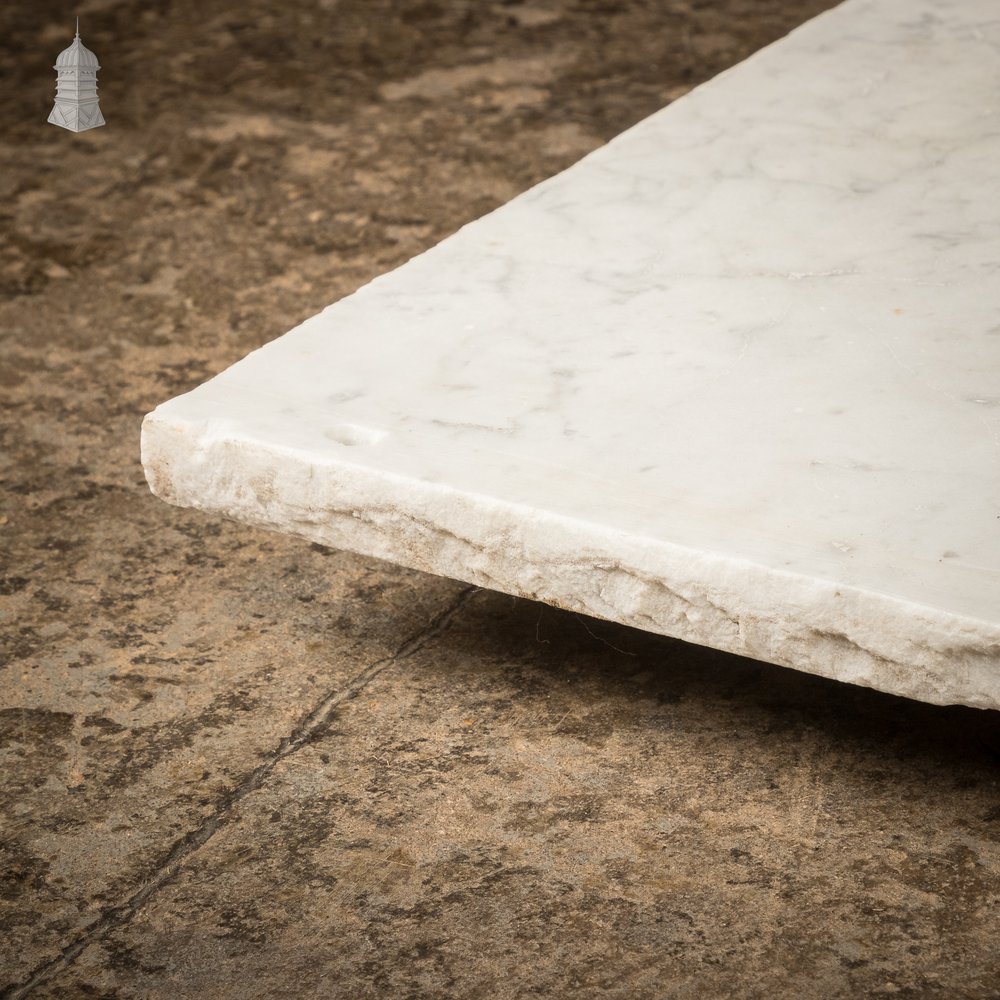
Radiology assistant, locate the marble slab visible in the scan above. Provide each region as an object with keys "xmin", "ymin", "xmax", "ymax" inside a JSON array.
[{"xmin": 142, "ymin": 0, "xmax": 1000, "ymax": 709}]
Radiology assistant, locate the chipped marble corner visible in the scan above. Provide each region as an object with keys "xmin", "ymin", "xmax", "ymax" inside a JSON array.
[{"xmin": 140, "ymin": 410, "xmax": 1000, "ymax": 712}]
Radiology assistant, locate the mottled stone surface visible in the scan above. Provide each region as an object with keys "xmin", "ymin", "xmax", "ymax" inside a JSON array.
[
  {"xmin": 33, "ymin": 597, "xmax": 1000, "ymax": 998},
  {"xmin": 2, "ymin": 0, "xmax": 999, "ymax": 998}
]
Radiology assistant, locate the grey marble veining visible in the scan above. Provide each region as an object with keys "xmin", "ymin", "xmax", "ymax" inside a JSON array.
[{"xmin": 143, "ymin": 0, "xmax": 1000, "ymax": 708}]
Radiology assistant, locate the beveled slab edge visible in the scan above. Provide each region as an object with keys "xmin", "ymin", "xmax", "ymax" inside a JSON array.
[{"xmin": 142, "ymin": 410, "xmax": 1000, "ymax": 709}]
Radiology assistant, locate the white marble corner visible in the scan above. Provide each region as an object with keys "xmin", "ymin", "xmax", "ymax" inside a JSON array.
[{"xmin": 142, "ymin": 0, "xmax": 1000, "ymax": 709}]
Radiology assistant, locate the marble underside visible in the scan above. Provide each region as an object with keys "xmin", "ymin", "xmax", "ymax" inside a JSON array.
[{"xmin": 142, "ymin": 0, "xmax": 1000, "ymax": 708}]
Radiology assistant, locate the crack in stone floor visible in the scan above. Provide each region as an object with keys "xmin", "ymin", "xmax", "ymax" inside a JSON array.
[{"xmin": 1, "ymin": 587, "xmax": 478, "ymax": 1000}]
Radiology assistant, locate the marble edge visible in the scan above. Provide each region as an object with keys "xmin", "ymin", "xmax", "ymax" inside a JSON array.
[{"xmin": 141, "ymin": 407, "xmax": 1000, "ymax": 710}]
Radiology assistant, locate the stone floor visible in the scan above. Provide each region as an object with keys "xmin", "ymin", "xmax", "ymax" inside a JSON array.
[{"xmin": 1, "ymin": 1, "xmax": 998, "ymax": 997}]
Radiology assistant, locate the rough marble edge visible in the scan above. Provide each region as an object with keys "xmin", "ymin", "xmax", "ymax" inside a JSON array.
[{"xmin": 141, "ymin": 416, "xmax": 1000, "ymax": 710}]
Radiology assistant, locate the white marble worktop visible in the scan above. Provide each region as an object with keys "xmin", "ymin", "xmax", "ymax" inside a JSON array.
[{"xmin": 143, "ymin": 0, "xmax": 1000, "ymax": 708}]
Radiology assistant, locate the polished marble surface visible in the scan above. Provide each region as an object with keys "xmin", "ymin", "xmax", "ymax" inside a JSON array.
[{"xmin": 143, "ymin": 0, "xmax": 1000, "ymax": 708}]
